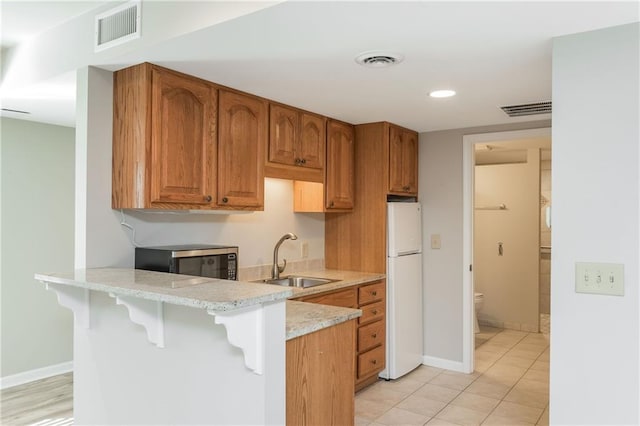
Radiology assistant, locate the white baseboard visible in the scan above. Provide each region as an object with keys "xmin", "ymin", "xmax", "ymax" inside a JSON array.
[
  {"xmin": 0, "ymin": 361, "xmax": 73, "ymax": 390},
  {"xmin": 423, "ymin": 355, "xmax": 466, "ymax": 373}
]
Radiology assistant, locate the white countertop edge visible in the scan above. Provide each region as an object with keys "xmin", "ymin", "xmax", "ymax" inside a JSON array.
[
  {"xmin": 285, "ymin": 300, "xmax": 362, "ymax": 340},
  {"xmin": 35, "ymin": 270, "xmax": 293, "ymax": 312}
]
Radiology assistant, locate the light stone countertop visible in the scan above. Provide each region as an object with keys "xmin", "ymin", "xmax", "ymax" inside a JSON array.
[
  {"xmin": 36, "ymin": 268, "xmax": 384, "ymax": 339},
  {"xmin": 285, "ymin": 300, "xmax": 361, "ymax": 340},
  {"xmin": 35, "ymin": 268, "xmax": 292, "ymax": 312}
]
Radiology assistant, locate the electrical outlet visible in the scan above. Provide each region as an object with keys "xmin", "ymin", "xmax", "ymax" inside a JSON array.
[
  {"xmin": 431, "ymin": 234, "xmax": 441, "ymax": 249},
  {"xmin": 301, "ymin": 241, "xmax": 309, "ymax": 258},
  {"xmin": 575, "ymin": 262, "xmax": 624, "ymax": 296}
]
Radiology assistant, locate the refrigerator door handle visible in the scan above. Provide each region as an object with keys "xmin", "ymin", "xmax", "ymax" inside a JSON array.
[{"xmin": 396, "ymin": 250, "xmax": 421, "ymax": 256}]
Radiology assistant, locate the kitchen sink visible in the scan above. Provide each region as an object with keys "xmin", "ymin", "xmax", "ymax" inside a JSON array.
[{"xmin": 263, "ymin": 276, "xmax": 337, "ymax": 288}]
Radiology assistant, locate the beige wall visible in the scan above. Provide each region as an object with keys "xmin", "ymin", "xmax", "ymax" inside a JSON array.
[
  {"xmin": 420, "ymin": 119, "xmax": 550, "ymax": 363},
  {"xmin": 1, "ymin": 118, "xmax": 74, "ymax": 378},
  {"xmin": 474, "ymin": 149, "xmax": 540, "ymax": 332}
]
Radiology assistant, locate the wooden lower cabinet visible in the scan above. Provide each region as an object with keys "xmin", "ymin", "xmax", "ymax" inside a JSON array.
[
  {"xmin": 296, "ymin": 280, "xmax": 386, "ymax": 392},
  {"xmin": 357, "ymin": 345, "xmax": 385, "ymax": 379},
  {"xmin": 355, "ymin": 281, "xmax": 386, "ymax": 390},
  {"xmin": 286, "ymin": 319, "xmax": 356, "ymax": 426}
]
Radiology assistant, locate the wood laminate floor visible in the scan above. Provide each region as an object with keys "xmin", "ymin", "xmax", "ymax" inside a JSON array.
[{"xmin": 1, "ymin": 373, "xmax": 73, "ymax": 426}]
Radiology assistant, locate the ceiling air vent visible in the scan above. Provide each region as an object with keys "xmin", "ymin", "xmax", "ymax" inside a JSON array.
[
  {"xmin": 500, "ymin": 101, "xmax": 552, "ymax": 117},
  {"xmin": 355, "ymin": 51, "xmax": 404, "ymax": 68},
  {"xmin": 95, "ymin": 0, "xmax": 141, "ymax": 52}
]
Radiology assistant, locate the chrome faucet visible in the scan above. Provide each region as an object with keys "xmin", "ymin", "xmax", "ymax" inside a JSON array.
[{"xmin": 272, "ymin": 233, "xmax": 298, "ymax": 280}]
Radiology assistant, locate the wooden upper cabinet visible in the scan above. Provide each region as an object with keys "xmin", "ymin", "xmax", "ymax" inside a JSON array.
[
  {"xmin": 388, "ymin": 125, "xmax": 419, "ymax": 195},
  {"xmin": 325, "ymin": 120, "xmax": 355, "ymax": 210},
  {"xmin": 269, "ymin": 104, "xmax": 298, "ymax": 166},
  {"xmin": 112, "ymin": 63, "xmax": 217, "ymax": 209},
  {"xmin": 266, "ymin": 104, "xmax": 325, "ymax": 182},
  {"xmin": 150, "ymin": 67, "xmax": 216, "ymax": 206},
  {"xmin": 299, "ymin": 112, "xmax": 325, "ymax": 170},
  {"xmin": 217, "ymin": 90, "xmax": 267, "ymax": 208}
]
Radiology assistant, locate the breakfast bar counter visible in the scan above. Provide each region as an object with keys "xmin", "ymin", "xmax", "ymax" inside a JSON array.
[
  {"xmin": 35, "ymin": 268, "xmax": 363, "ymax": 425},
  {"xmin": 36, "ymin": 268, "xmax": 294, "ymax": 425}
]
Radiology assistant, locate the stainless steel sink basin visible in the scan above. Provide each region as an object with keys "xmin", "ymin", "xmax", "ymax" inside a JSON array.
[{"xmin": 263, "ymin": 275, "xmax": 337, "ymax": 288}]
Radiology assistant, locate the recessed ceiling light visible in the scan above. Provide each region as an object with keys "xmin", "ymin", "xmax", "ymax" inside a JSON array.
[
  {"xmin": 355, "ymin": 51, "xmax": 404, "ymax": 68},
  {"xmin": 429, "ymin": 89, "xmax": 456, "ymax": 98}
]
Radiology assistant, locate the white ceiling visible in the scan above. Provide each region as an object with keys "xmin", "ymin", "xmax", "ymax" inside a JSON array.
[
  {"xmin": 0, "ymin": 1, "xmax": 112, "ymax": 49},
  {"xmin": 1, "ymin": 1, "xmax": 638, "ymax": 131}
]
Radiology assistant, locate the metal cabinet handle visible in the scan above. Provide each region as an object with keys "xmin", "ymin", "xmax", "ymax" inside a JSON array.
[
  {"xmin": 372, "ymin": 333, "xmax": 377, "ymax": 338},
  {"xmin": 222, "ymin": 197, "xmax": 229, "ymax": 203},
  {"xmin": 329, "ymin": 201, "xmax": 335, "ymax": 207},
  {"xmin": 205, "ymin": 195, "xmax": 212, "ymax": 202},
  {"xmin": 498, "ymin": 242, "xmax": 503, "ymax": 256},
  {"xmin": 372, "ymin": 310, "xmax": 378, "ymax": 315},
  {"xmin": 371, "ymin": 360, "xmax": 377, "ymax": 365},
  {"xmin": 371, "ymin": 291, "xmax": 377, "ymax": 296},
  {"xmin": 301, "ymin": 158, "xmax": 306, "ymax": 164}
]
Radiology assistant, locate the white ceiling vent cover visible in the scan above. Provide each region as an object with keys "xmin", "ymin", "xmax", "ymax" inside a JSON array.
[
  {"xmin": 500, "ymin": 101, "xmax": 552, "ymax": 117},
  {"xmin": 355, "ymin": 51, "xmax": 404, "ymax": 68},
  {"xmin": 95, "ymin": 0, "xmax": 141, "ymax": 51}
]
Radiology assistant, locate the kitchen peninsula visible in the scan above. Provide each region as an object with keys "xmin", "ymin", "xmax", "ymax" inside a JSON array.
[{"xmin": 36, "ymin": 268, "xmax": 366, "ymax": 425}]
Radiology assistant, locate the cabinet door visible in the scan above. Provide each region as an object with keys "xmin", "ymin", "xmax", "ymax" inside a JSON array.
[
  {"xmin": 218, "ymin": 90, "xmax": 267, "ymax": 208},
  {"xmin": 325, "ymin": 120, "xmax": 355, "ymax": 210},
  {"xmin": 388, "ymin": 126, "xmax": 418, "ymax": 195},
  {"xmin": 150, "ymin": 67, "xmax": 216, "ymax": 206},
  {"xmin": 269, "ymin": 104, "xmax": 298, "ymax": 166},
  {"xmin": 299, "ymin": 112, "xmax": 325, "ymax": 170},
  {"xmin": 286, "ymin": 320, "xmax": 355, "ymax": 426}
]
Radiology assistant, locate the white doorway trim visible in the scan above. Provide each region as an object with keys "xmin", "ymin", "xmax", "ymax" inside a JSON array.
[{"xmin": 462, "ymin": 127, "xmax": 551, "ymax": 374}]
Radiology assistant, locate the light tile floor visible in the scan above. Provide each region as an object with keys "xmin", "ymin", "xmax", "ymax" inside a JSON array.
[{"xmin": 355, "ymin": 326, "xmax": 549, "ymax": 426}]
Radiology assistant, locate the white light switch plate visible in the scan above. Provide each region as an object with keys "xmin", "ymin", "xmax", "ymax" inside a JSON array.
[
  {"xmin": 575, "ymin": 262, "xmax": 624, "ymax": 296},
  {"xmin": 431, "ymin": 234, "xmax": 441, "ymax": 249}
]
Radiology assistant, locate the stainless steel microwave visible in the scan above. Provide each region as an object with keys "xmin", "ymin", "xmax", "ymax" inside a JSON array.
[{"xmin": 135, "ymin": 244, "xmax": 238, "ymax": 280}]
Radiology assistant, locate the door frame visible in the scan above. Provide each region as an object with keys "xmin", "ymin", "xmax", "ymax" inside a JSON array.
[{"xmin": 462, "ymin": 127, "xmax": 551, "ymax": 373}]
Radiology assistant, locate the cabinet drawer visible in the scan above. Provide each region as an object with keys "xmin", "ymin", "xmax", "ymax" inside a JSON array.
[
  {"xmin": 302, "ymin": 287, "xmax": 357, "ymax": 309},
  {"xmin": 357, "ymin": 345, "xmax": 385, "ymax": 379},
  {"xmin": 358, "ymin": 301, "xmax": 384, "ymax": 325},
  {"xmin": 358, "ymin": 282, "xmax": 385, "ymax": 305},
  {"xmin": 358, "ymin": 321, "xmax": 384, "ymax": 353}
]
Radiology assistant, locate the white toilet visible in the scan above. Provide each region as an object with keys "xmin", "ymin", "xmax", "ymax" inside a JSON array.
[{"xmin": 474, "ymin": 292, "xmax": 484, "ymax": 333}]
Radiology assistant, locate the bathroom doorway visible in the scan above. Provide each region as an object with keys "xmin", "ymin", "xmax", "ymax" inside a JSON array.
[{"xmin": 461, "ymin": 128, "xmax": 551, "ymax": 373}]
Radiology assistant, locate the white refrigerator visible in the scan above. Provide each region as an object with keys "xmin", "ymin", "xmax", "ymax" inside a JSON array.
[{"xmin": 380, "ymin": 201, "xmax": 424, "ymax": 380}]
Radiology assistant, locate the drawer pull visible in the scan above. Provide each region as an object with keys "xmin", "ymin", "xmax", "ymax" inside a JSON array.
[
  {"xmin": 371, "ymin": 360, "xmax": 377, "ymax": 365},
  {"xmin": 371, "ymin": 291, "xmax": 377, "ymax": 296},
  {"xmin": 372, "ymin": 333, "xmax": 377, "ymax": 338},
  {"xmin": 372, "ymin": 310, "xmax": 378, "ymax": 315}
]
